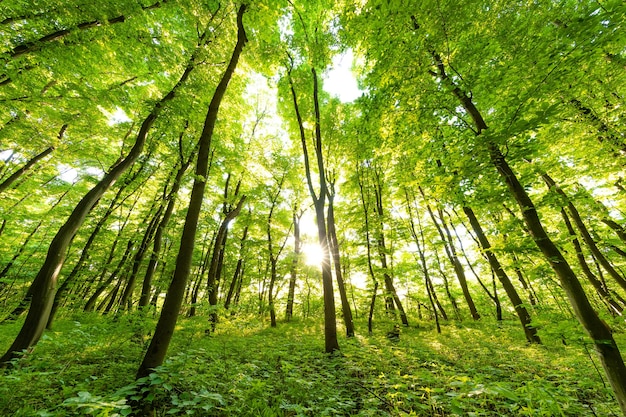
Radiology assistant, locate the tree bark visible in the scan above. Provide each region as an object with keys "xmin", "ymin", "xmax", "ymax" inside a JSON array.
[
  {"xmin": 541, "ymin": 172, "xmax": 626, "ymax": 293},
  {"xmin": 0, "ymin": 145, "xmax": 55, "ymax": 194},
  {"xmin": 463, "ymin": 206, "xmax": 541, "ymax": 343},
  {"xmin": 429, "ymin": 50, "xmax": 626, "ymax": 413},
  {"xmin": 421, "ymin": 188, "xmax": 480, "ymax": 320},
  {"xmin": 287, "ymin": 60, "xmax": 339, "ymax": 353},
  {"xmin": 327, "ymin": 184, "xmax": 355, "ymax": 336},
  {"xmin": 285, "ymin": 210, "xmax": 302, "ymax": 321},
  {"xmin": 136, "ymin": 5, "xmax": 247, "ymax": 379}
]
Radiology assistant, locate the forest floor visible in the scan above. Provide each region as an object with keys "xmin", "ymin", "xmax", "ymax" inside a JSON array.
[{"xmin": 0, "ymin": 312, "xmax": 623, "ymax": 416}]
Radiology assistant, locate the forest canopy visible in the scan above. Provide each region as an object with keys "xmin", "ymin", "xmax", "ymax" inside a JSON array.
[{"xmin": 1, "ymin": 0, "xmax": 626, "ymax": 415}]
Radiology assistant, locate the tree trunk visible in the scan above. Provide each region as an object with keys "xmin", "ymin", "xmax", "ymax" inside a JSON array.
[
  {"xmin": 207, "ymin": 196, "xmax": 246, "ymax": 330},
  {"xmin": 285, "ymin": 211, "xmax": 301, "ymax": 321},
  {"xmin": 287, "ymin": 60, "xmax": 339, "ymax": 353},
  {"xmin": 542, "ymin": 172, "xmax": 626, "ymax": 293},
  {"xmin": 421, "ymin": 188, "xmax": 480, "ymax": 320},
  {"xmin": 356, "ymin": 163, "xmax": 378, "ymax": 334},
  {"xmin": 84, "ymin": 239, "xmax": 135, "ymax": 312},
  {"xmin": 561, "ymin": 208, "xmax": 623, "ymax": 316},
  {"xmin": 138, "ymin": 146, "xmax": 195, "ymax": 309},
  {"xmin": 0, "ymin": 145, "xmax": 56, "ymax": 194},
  {"xmin": 373, "ymin": 168, "xmax": 409, "ymax": 325},
  {"xmin": 432, "ymin": 50, "xmax": 626, "ymax": 411},
  {"xmin": 225, "ymin": 223, "xmax": 249, "ymax": 311},
  {"xmin": 136, "ymin": 5, "xmax": 247, "ymax": 378},
  {"xmin": 404, "ymin": 188, "xmax": 443, "ymax": 331},
  {"xmin": 327, "ymin": 186, "xmax": 355, "ymax": 336},
  {"xmin": 463, "ymin": 206, "xmax": 541, "ymax": 343},
  {"xmin": 117, "ymin": 203, "xmax": 163, "ymax": 311}
]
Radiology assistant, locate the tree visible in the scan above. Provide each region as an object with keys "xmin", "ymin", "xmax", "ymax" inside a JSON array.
[{"xmin": 137, "ymin": 3, "xmax": 248, "ymax": 379}]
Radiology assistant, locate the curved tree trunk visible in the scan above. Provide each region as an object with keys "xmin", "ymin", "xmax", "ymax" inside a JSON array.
[
  {"xmin": 0, "ymin": 145, "xmax": 56, "ymax": 194},
  {"xmin": 0, "ymin": 96, "xmax": 174, "ymax": 365},
  {"xmin": 429, "ymin": 49, "xmax": 626, "ymax": 413},
  {"xmin": 136, "ymin": 5, "xmax": 248, "ymax": 378}
]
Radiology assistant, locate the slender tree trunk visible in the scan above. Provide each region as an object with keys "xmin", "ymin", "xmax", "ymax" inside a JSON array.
[
  {"xmin": 285, "ymin": 211, "xmax": 301, "ymax": 321},
  {"xmin": 373, "ymin": 168, "xmax": 408, "ymax": 325},
  {"xmin": 225, "ymin": 223, "xmax": 248, "ymax": 311},
  {"xmin": 117, "ymin": 204, "xmax": 163, "ymax": 311},
  {"xmin": 428, "ymin": 50, "xmax": 626, "ymax": 412},
  {"xmin": 542, "ymin": 172, "xmax": 626, "ymax": 293},
  {"xmin": 561, "ymin": 208, "xmax": 623, "ymax": 316},
  {"xmin": 136, "ymin": 5, "xmax": 247, "ymax": 378},
  {"xmin": 84, "ymin": 239, "xmax": 135, "ymax": 312},
  {"xmin": 602, "ymin": 218, "xmax": 626, "ymax": 246},
  {"xmin": 356, "ymin": 163, "xmax": 378, "ymax": 334},
  {"xmin": 287, "ymin": 59, "xmax": 339, "ymax": 353},
  {"xmin": 327, "ymin": 186, "xmax": 355, "ymax": 336},
  {"xmin": 207, "ymin": 196, "xmax": 246, "ymax": 330},
  {"xmin": 0, "ymin": 145, "xmax": 56, "ymax": 194},
  {"xmin": 0, "ymin": 221, "xmax": 41, "ymax": 285},
  {"xmin": 463, "ymin": 206, "xmax": 541, "ymax": 343},
  {"xmin": 421, "ymin": 188, "xmax": 480, "ymax": 320},
  {"xmin": 404, "ymin": 188, "xmax": 443, "ymax": 330}
]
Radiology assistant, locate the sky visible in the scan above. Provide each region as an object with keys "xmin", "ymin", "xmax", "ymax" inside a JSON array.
[{"xmin": 323, "ymin": 49, "xmax": 362, "ymax": 103}]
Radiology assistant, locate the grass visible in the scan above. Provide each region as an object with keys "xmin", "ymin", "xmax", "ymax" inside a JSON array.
[{"xmin": 0, "ymin": 312, "xmax": 622, "ymax": 416}]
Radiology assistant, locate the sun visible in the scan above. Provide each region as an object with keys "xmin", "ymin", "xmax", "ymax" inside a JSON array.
[{"xmin": 302, "ymin": 243, "xmax": 325, "ymax": 267}]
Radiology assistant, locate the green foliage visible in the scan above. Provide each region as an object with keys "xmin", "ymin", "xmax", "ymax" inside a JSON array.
[{"xmin": 1, "ymin": 314, "xmax": 621, "ymax": 416}]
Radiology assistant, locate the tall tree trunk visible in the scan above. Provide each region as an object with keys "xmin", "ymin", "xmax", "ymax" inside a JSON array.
[
  {"xmin": 207, "ymin": 195, "xmax": 246, "ymax": 330},
  {"xmin": 404, "ymin": 188, "xmax": 442, "ymax": 331},
  {"xmin": 373, "ymin": 167, "xmax": 409, "ymax": 325},
  {"xmin": 420, "ymin": 188, "xmax": 480, "ymax": 320},
  {"xmin": 327, "ymin": 184, "xmax": 355, "ymax": 336},
  {"xmin": 84, "ymin": 239, "xmax": 135, "ymax": 312},
  {"xmin": 117, "ymin": 203, "xmax": 163, "ymax": 311},
  {"xmin": 225, "ymin": 222, "xmax": 249, "ymax": 311},
  {"xmin": 136, "ymin": 5, "xmax": 247, "ymax": 378},
  {"xmin": 561, "ymin": 208, "xmax": 624, "ymax": 316},
  {"xmin": 429, "ymin": 50, "xmax": 626, "ymax": 413},
  {"xmin": 541, "ymin": 172, "xmax": 626, "ymax": 293},
  {"xmin": 463, "ymin": 206, "xmax": 541, "ymax": 343},
  {"xmin": 286, "ymin": 59, "xmax": 339, "ymax": 353},
  {"xmin": 0, "ymin": 144, "xmax": 56, "ymax": 194},
  {"xmin": 285, "ymin": 210, "xmax": 302, "ymax": 321},
  {"xmin": 138, "ymin": 143, "xmax": 196, "ymax": 309}
]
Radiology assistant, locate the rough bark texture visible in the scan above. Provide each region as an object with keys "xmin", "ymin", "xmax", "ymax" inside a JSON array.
[{"xmin": 136, "ymin": 5, "xmax": 247, "ymax": 378}]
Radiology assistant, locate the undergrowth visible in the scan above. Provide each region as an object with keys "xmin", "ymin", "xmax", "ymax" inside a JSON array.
[{"xmin": 0, "ymin": 312, "xmax": 622, "ymax": 416}]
